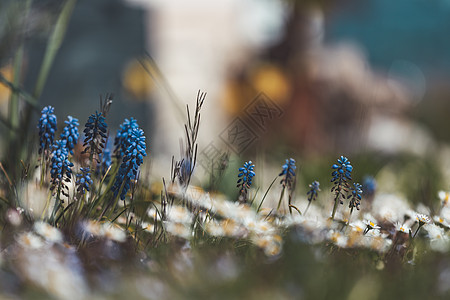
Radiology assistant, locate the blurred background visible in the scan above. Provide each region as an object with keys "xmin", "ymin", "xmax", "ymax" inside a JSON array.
[{"xmin": 2, "ymin": 0, "xmax": 450, "ymax": 200}]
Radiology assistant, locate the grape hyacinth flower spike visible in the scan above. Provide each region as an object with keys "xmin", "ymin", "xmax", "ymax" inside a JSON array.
[
  {"xmin": 50, "ymin": 140, "xmax": 73, "ymax": 191},
  {"xmin": 60, "ymin": 116, "xmax": 79, "ymax": 154},
  {"xmin": 83, "ymin": 111, "xmax": 108, "ymax": 164},
  {"xmin": 113, "ymin": 117, "xmax": 139, "ymax": 159},
  {"xmin": 347, "ymin": 182, "xmax": 362, "ymax": 224},
  {"xmin": 277, "ymin": 158, "xmax": 297, "ymax": 214},
  {"xmin": 112, "ymin": 127, "xmax": 147, "ymax": 200},
  {"xmin": 279, "ymin": 158, "xmax": 296, "ymax": 189},
  {"xmin": 237, "ymin": 161, "xmax": 255, "ymax": 203},
  {"xmin": 305, "ymin": 180, "xmax": 320, "ymax": 215},
  {"xmin": 76, "ymin": 167, "xmax": 94, "ymax": 195},
  {"xmin": 49, "ymin": 139, "xmax": 74, "ymax": 223},
  {"xmin": 330, "ymin": 155, "xmax": 352, "ymax": 220},
  {"xmin": 38, "ymin": 106, "xmax": 57, "ymax": 155},
  {"xmin": 348, "ymin": 182, "xmax": 362, "ymax": 211},
  {"xmin": 38, "ymin": 106, "xmax": 58, "ymax": 184}
]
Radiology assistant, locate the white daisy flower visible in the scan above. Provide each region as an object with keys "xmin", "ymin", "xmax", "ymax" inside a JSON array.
[
  {"xmin": 416, "ymin": 214, "xmax": 431, "ymax": 225},
  {"xmin": 395, "ymin": 222, "xmax": 411, "ymax": 234},
  {"xmin": 17, "ymin": 232, "xmax": 45, "ymax": 250},
  {"xmin": 101, "ymin": 223, "xmax": 127, "ymax": 243},
  {"xmin": 33, "ymin": 221, "xmax": 63, "ymax": 244}
]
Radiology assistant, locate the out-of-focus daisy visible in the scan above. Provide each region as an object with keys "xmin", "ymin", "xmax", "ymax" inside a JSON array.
[
  {"xmin": 102, "ymin": 223, "xmax": 127, "ymax": 243},
  {"xmin": 424, "ymin": 223, "xmax": 450, "ymax": 252},
  {"xmin": 394, "ymin": 222, "xmax": 410, "ymax": 234},
  {"xmin": 364, "ymin": 228, "xmax": 382, "ymax": 237},
  {"xmin": 116, "ymin": 216, "xmax": 128, "ymax": 225},
  {"xmin": 167, "ymin": 205, "xmax": 193, "ymax": 224},
  {"xmin": 441, "ymin": 207, "xmax": 450, "ymax": 224},
  {"xmin": 221, "ymin": 220, "xmax": 246, "ymax": 237},
  {"xmin": 164, "ymin": 221, "xmax": 192, "ymax": 240},
  {"xmin": 438, "ymin": 190, "xmax": 449, "ymax": 207},
  {"xmin": 246, "ymin": 220, "xmax": 276, "ymax": 236},
  {"xmin": 141, "ymin": 222, "xmax": 155, "ymax": 233},
  {"xmin": 416, "ymin": 214, "xmax": 431, "ymax": 225},
  {"xmin": 15, "ymin": 238, "xmax": 87, "ymax": 299},
  {"xmin": 424, "ymin": 224, "xmax": 445, "ymax": 240},
  {"xmin": 434, "ymin": 216, "xmax": 450, "ymax": 229},
  {"xmin": 82, "ymin": 220, "xmax": 103, "ymax": 238},
  {"xmin": 347, "ymin": 229, "xmax": 364, "ymax": 247},
  {"xmin": 253, "ymin": 234, "xmax": 283, "ymax": 257},
  {"xmin": 369, "ymin": 236, "xmax": 392, "ymax": 253},
  {"xmin": 413, "ymin": 214, "xmax": 432, "ymax": 238},
  {"xmin": 371, "ymin": 194, "xmax": 410, "ymax": 223},
  {"xmin": 33, "ymin": 221, "xmax": 63, "ymax": 244},
  {"xmin": 363, "ymin": 220, "xmax": 380, "ymax": 235},
  {"xmin": 349, "ymin": 220, "xmax": 366, "ymax": 233},
  {"xmin": 327, "ymin": 230, "xmax": 348, "ymax": 248},
  {"xmin": 205, "ymin": 220, "xmax": 225, "ymax": 237},
  {"xmin": 17, "ymin": 232, "xmax": 45, "ymax": 250}
]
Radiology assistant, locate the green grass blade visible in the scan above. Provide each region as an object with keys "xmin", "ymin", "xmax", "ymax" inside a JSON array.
[
  {"xmin": 33, "ymin": 0, "xmax": 77, "ymax": 99},
  {"xmin": 257, "ymin": 176, "xmax": 278, "ymax": 213}
]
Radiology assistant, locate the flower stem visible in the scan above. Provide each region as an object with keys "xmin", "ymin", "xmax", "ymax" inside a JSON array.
[
  {"xmin": 304, "ymin": 201, "xmax": 311, "ymax": 215},
  {"xmin": 331, "ymin": 178, "xmax": 342, "ymax": 220},
  {"xmin": 413, "ymin": 224, "xmax": 422, "ymax": 238},
  {"xmin": 347, "ymin": 207, "xmax": 354, "ymax": 226},
  {"xmin": 331, "ymin": 190, "xmax": 340, "ymax": 220},
  {"xmin": 277, "ymin": 186, "xmax": 286, "ymax": 213}
]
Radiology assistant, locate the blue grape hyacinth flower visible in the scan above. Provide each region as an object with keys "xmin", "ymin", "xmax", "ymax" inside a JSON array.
[
  {"xmin": 114, "ymin": 117, "xmax": 139, "ymax": 158},
  {"xmin": 83, "ymin": 111, "xmax": 108, "ymax": 160},
  {"xmin": 237, "ymin": 161, "xmax": 255, "ymax": 202},
  {"xmin": 50, "ymin": 140, "xmax": 73, "ymax": 191},
  {"xmin": 362, "ymin": 176, "xmax": 377, "ymax": 197},
  {"xmin": 38, "ymin": 106, "xmax": 57, "ymax": 154},
  {"xmin": 60, "ymin": 116, "xmax": 79, "ymax": 154},
  {"xmin": 331, "ymin": 155, "xmax": 353, "ymax": 219},
  {"xmin": 237, "ymin": 161, "xmax": 255, "ymax": 190},
  {"xmin": 348, "ymin": 182, "xmax": 363, "ymax": 210},
  {"xmin": 76, "ymin": 167, "xmax": 94, "ymax": 195},
  {"xmin": 331, "ymin": 155, "xmax": 353, "ymax": 183},
  {"xmin": 112, "ymin": 127, "xmax": 147, "ymax": 200},
  {"xmin": 307, "ymin": 180, "xmax": 321, "ymax": 202},
  {"xmin": 304, "ymin": 180, "xmax": 320, "ymax": 215},
  {"xmin": 279, "ymin": 158, "xmax": 296, "ymax": 189}
]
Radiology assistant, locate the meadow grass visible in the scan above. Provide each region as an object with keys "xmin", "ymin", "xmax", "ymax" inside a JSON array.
[{"xmin": 0, "ymin": 2, "xmax": 449, "ymax": 299}]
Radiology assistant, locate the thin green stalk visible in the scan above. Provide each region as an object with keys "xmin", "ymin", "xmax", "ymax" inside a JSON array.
[
  {"xmin": 99, "ymin": 164, "xmax": 131, "ymax": 221},
  {"xmin": 257, "ymin": 176, "xmax": 278, "ymax": 213},
  {"xmin": 86, "ymin": 162, "xmax": 119, "ymax": 218},
  {"xmin": 95, "ymin": 164, "xmax": 113, "ymax": 200},
  {"xmin": 50, "ymin": 184, "xmax": 62, "ymax": 224},
  {"xmin": 0, "ymin": 74, "xmax": 36, "ymax": 107},
  {"xmin": 8, "ymin": 44, "xmax": 24, "ymax": 139},
  {"xmin": 289, "ymin": 204, "xmax": 302, "ymax": 216},
  {"xmin": 288, "ymin": 191, "xmax": 293, "ymax": 215},
  {"xmin": 277, "ymin": 186, "xmax": 286, "ymax": 213},
  {"xmin": 40, "ymin": 151, "xmax": 46, "ymax": 186},
  {"xmin": 347, "ymin": 207, "xmax": 354, "ymax": 226},
  {"xmin": 41, "ymin": 190, "xmax": 53, "ymax": 220},
  {"xmin": 331, "ymin": 179, "xmax": 342, "ymax": 220},
  {"xmin": 304, "ymin": 201, "xmax": 311, "ymax": 215},
  {"xmin": 33, "ymin": 0, "xmax": 77, "ymax": 99},
  {"xmin": 413, "ymin": 224, "xmax": 423, "ymax": 238},
  {"xmin": 139, "ymin": 53, "xmax": 185, "ymax": 123},
  {"xmin": 8, "ymin": 0, "xmax": 31, "ymax": 124},
  {"xmin": 249, "ymin": 187, "xmax": 260, "ymax": 206},
  {"xmin": 331, "ymin": 191, "xmax": 340, "ymax": 220}
]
